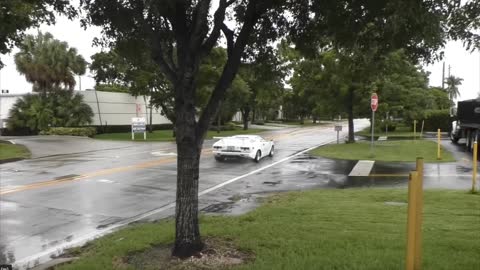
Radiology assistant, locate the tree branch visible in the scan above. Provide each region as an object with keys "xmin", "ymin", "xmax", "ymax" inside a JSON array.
[
  {"xmin": 189, "ymin": 0, "xmax": 211, "ymax": 51},
  {"xmin": 221, "ymin": 23, "xmax": 234, "ymax": 57},
  {"xmin": 196, "ymin": 0, "xmax": 261, "ymax": 139},
  {"xmin": 151, "ymin": 44, "xmax": 177, "ymax": 82},
  {"xmin": 200, "ymin": 0, "xmax": 234, "ymax": 56}
]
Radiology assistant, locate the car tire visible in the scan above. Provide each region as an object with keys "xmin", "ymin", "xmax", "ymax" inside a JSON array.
[
  {"xmin": 254, "ymin": 150, "xmax": 261, "ymax": 163},
  {"xmin": 269, "ymin": 146, "xmax": 274, "ymax": 157},
  {"xmin": 466, "ymin": 130, "xmax": 472, "ymax": 152},
  {"xmin": 215, "ymin": 156, "xmax": 224, "ymax": 162},
  {"xmin": 450, "ymin": 132, "xmax": 459, "ymax": 143}
]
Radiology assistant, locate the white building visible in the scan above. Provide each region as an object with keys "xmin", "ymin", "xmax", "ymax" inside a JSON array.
[{"xmin": 0, "ymin": 90, "xmax": 171, "ymax": 128}]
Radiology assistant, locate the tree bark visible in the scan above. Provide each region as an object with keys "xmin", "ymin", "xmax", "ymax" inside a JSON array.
[
  {"xmin": 347, "ymin": 87, "xmax": 355, "ymax": 143},
  {"xmin": 172, "ymin": 79, "xmax": 204, "ymax": 257},
  {"xmin": 242, "ymin": 107, "xmax": 250, "ymax": 130},
  {"xmin": 173, "ymin": 138, "xmax": 203, "ymax": 257}
]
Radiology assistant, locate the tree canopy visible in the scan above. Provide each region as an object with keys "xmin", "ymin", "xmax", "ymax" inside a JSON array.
[
  {"xmin": 0, "ymin": 0, "xmax": 76, "ymax": 67},
  {"xmin": 14, "ymin": 32, "xmax": 87, "ymax": 94}
]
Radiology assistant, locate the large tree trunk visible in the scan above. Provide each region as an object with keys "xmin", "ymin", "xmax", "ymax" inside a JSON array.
[
  {"xmin": 172, "ymin": 81, "xmax": 204, "ymax": 257},
  {"xmin": 347, "ymin": 87, "xmax": 355, "ymax": 143},
  {"xmin": 242, "ymin": 107, "xmax": 250, "ymax": 130},
  {"xmin": 251, "ymin": 107, "xmax": 256, "ymax": 124},
  {"xmin": 173, "ymin": 138, "xmax": 203, "ymax": 257}
]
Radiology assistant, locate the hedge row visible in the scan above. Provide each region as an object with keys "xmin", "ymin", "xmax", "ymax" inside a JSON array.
[
  {"xmin": 40, "ymin": 127, "xmax": 97, "ymax": 137},
  {"xmin": 415, "ymin": 110, "xmax": 451, "ymax": 132}
]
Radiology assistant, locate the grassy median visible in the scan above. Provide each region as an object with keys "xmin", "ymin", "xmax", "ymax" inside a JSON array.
[
  {"xmin": 0, "ymin": 141, "xmax": 30, "ymax": 161},
  {"xmin": 57, "ymin": 189, "xmax": 479, "ymax": 270},
  {"xmin": 310, "ymin": 140, "xmax": 455, "ymax": 162},
  {"xmin": 94, "ymin": 128, "xmax": 266, "ymax": 141}
]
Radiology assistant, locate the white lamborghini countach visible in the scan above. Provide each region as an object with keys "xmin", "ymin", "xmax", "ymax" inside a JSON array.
[{"xmin": 212, "ymin": 135, "xmax": 274, "ymax": 162}]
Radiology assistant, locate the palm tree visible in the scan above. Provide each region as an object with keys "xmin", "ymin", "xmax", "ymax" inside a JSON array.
[
  {"xmin": 444, "ymin": 75, "xmax": 463, "ymax": 101},
  {"xmin": 7, "ymin": 91, "xmax": 93, "ymax": 133},
  {"xmin": 14, "ymin": 32, "xmax": 87, "ymax": 95}
]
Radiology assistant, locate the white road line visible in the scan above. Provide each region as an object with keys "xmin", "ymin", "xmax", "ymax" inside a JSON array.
[
  {"xmin": 14, "ymin": 138, "xmax": 337, "ymax": 270},
  {"xmin": 349, "ymin": 160, "xmax": 375, "ymax": 176}
]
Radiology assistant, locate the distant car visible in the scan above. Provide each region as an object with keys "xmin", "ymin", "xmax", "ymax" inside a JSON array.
[{"xmin": 212, "ymin": 135, "xmax": 274, "ymax": 162}]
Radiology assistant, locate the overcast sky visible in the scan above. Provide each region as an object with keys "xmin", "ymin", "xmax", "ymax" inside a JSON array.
[{"xmin": 1, "ymin": 13, "xmax": 479, "ymax": 101}]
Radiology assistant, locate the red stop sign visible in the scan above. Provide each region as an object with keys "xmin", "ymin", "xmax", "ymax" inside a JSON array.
[{"xmin": 371, "ymin": 93, "xmax": 378, "ymax": 112}]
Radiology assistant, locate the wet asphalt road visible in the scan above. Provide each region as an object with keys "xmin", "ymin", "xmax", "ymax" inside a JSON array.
[{"xmin": 0, "ymin": 119, "xmax": 478, "ymax": 269}]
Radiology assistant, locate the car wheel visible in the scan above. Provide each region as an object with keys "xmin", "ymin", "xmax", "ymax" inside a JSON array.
[
  {"xmin": 269, "ymin": 146, "xmax": 274, "ymax": 157},
  {"xmin": 254, "ymin": 150, "xmax": 261, "ymax": 163},
  {"xmin": 215, "ymin": 156, "xmax": 224, "ymax": 162},
  {"xmin": 450, "ymin": 132, "xmax": 459, "ymax": 143}
]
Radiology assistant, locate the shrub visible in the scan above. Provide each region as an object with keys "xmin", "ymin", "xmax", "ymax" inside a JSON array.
[
  {"xmin": 375, "ymin": 120, "xmax": 397, "ymax": 132},
  {"xmin": 96, "ymin": 123, "xmax": 174, "ymax": 134},
  {"xmin": 7, "ymin": 92, "xmax": 93, "ymax": 134},
  {"xmin": 418, "ymin": 110, "xmax": 451, "ymax": 132},
  {"xmin": 40, "ymin": 127, "xmax": 97, "ymax": 137}
]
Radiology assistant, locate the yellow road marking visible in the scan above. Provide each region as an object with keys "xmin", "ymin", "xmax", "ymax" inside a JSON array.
[{"xmin": 0, "ymin": 127, "xmax": 325, "ymax": 195}]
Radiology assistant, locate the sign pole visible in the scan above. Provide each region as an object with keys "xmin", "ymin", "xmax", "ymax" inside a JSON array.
[
  {"xmin": 472, "ymin": 141, "xmax": 477, "ymax": 193},
  {"xmin": 371, "ymin": 110, "xmax": 375, "ymax": 153},
  {"xmin": 370, "ymin": 92, "xmax": 378, "ymax": 155}
]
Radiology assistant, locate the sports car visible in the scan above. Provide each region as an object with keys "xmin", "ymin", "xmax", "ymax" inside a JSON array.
[{"xmin": 212, "ymin": 135, "xmax": 274, "ymax": 162}]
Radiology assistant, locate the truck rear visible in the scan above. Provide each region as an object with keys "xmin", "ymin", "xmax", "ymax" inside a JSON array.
[{"xmin": 450, "ymin": 99, "xmax": 480, "ymax": 154}]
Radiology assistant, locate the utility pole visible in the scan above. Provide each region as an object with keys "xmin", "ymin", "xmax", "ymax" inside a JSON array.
[
  {"xmin": 442, "ymin": 62, "xmax": 445, "ymax": 89},
  {"xmin": 78, "ymin": 75, "xmax": 82, "ymax": 91},
  {"xmin": 448, "ymin": 64, "xmax": 451, "ymax": 77}
]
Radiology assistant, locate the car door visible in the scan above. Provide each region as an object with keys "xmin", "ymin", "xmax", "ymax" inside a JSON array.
[{"xmin": 260, "ymin": 138, "xmax": 269, "ymax": 155}]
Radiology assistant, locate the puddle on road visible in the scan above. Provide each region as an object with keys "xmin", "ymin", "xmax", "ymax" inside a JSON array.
[{"xmin": 201, "ymin": 194, "xmax": 262, "ymax": 216}]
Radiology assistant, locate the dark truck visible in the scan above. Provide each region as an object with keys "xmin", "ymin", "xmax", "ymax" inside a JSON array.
[{"xmin": 450, "ymin": 98, "xmax": 480, "ymax": 154}]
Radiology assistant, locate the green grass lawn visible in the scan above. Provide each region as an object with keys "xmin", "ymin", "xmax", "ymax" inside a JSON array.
[
  {"xmin": 94, "ymin": 128, "xmax": 266, "ymax": 141},
  {"xmin": 310, "ymin": 140, "xmax": 454, "ymax": 162},
  {"xmin": 0, "ymin": 141, "xmax": 30, "ymax": 161},
  {"xmin": 57, "ymin": 189, "xmax": 480, "ymax": 270}
]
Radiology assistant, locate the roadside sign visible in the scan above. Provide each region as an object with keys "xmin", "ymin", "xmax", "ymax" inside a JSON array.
[
  {"xmin": 371, "ymin": 93, "xmax": 378, "ymax": 112},
  {"xmin": 334, "ymin": 125, "xmax": 342, "ymax": 144},
  {"xmin": 132, "ymin": 117, "xmax": 146, "ymax": 140}
]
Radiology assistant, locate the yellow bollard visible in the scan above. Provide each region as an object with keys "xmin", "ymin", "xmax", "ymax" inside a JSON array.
[
  {"xmin": 414, "ymin": 158, "xmax": 424, "ymax": 270},
  {"xmin": 437, "ymin": 129, "xmax": 441, "ymax": 160},
  {"xmin": 406, "ymin": 171, "xmax": 419, "ymax": 270},
  {"xmin": 473, "ymin": 141, "xmax": 478, "ymax": 193}
]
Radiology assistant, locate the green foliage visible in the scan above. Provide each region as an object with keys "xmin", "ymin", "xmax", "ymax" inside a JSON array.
[
  {"xmin": 375, "ymin": 120, "xmax": 397, "ymax": 132},
  {"xmin": 40, "ymin": 127, "xmax": 97, "ymax": 137},
  {"xmin": 14, "ymin": 32, "xmax": 87, "ymax": 93},
  {"xmin": 0, "ymin": 0, "xmax": 75, "ymax": 67},
  {"xmin": 94, "ymin": 84, "xmax": 129, "ymax": 93},
  {"xmin": 7, "ymin": 92, "xmax": 93, "ymax": 133},
  {"xmin": 419, "ymin": 110, "xmax": 452, "ymax": 132},
  {"xmin": 444, "ymin": 75, "xmax": 463, "ymax": 101}
]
